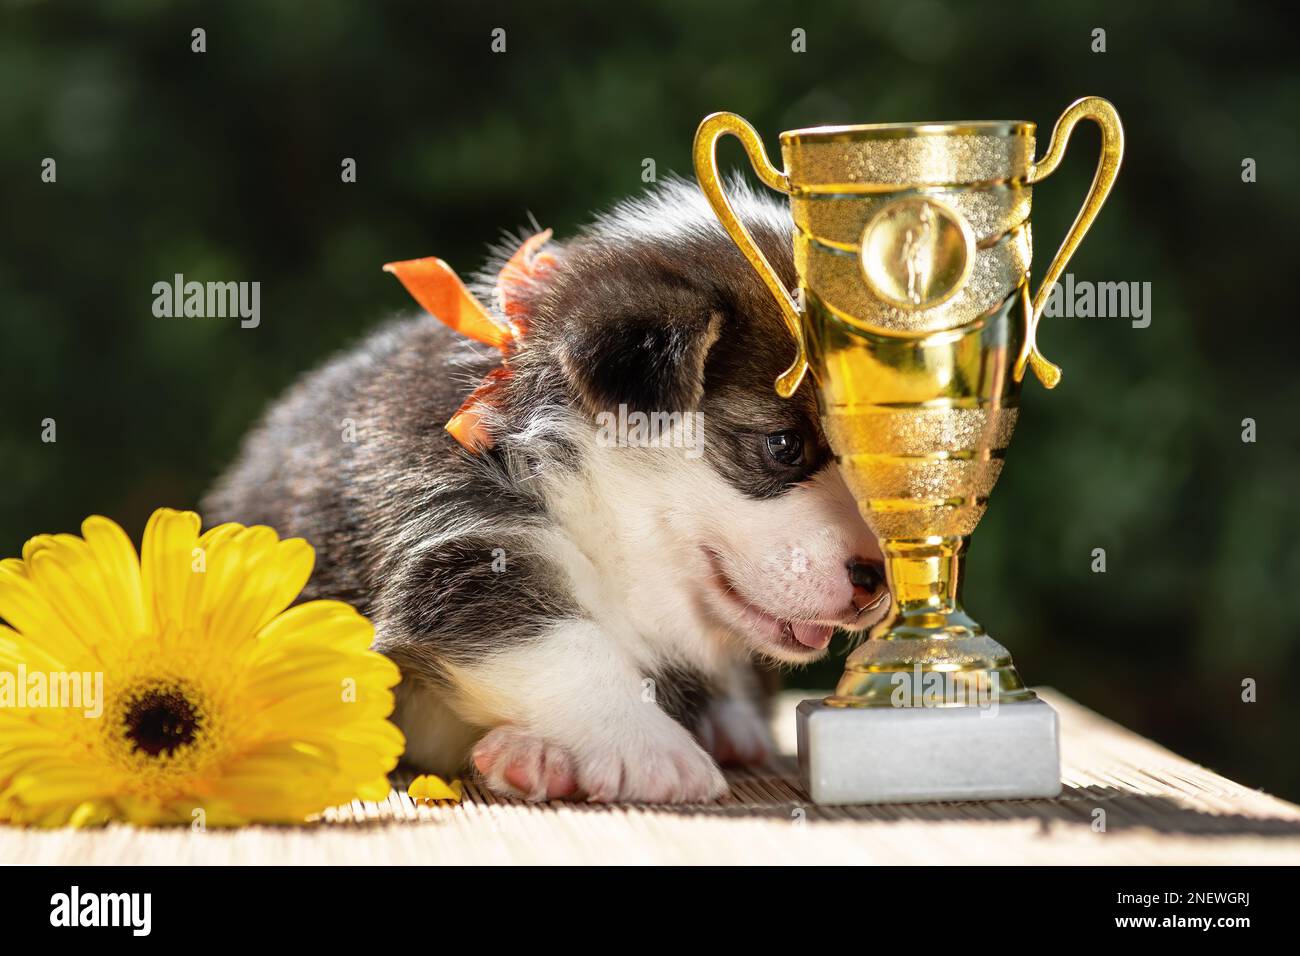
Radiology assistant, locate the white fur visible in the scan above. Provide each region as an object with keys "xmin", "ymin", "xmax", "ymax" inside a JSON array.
[
  {"xmin": 543, "ymin": 439, "xmax": 884, "ymax": 668},
  {"xmin": 452, "ymin": 621, "xmax": 727, "ymax": 802},
  {"xmin": 397, "ymin": 433, "xmax": 886, "ymax": 803}
]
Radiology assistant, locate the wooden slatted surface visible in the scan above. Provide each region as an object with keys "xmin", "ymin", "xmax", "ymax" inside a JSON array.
[{"xmin": 4, "ymin": 689, "xmax": 1298, "ymax": 865}]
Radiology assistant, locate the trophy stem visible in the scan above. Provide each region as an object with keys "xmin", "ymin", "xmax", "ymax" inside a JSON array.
[
  {"xmin": 879, "ymin": 536, "xmax": 969, "ymax": 635},
  {"xmin": 827, "ymin": 535, "xmax": 1036, "ymax": 707}
]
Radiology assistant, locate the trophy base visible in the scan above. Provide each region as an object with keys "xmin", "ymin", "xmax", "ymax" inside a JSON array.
[{"xmin": 796, "ymin": 698, "xmax": 1061, "ymax": 805}]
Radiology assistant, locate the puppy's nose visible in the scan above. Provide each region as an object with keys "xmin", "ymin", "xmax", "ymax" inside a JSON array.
[{"xmin": 848, "ymin": 560, "xmax": 887, "ymax": 608}]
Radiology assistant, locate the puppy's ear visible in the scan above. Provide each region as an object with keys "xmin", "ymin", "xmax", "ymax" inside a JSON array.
[{"xmin": 559, "ymin": 289, "xmax": 723, "ymax": 413}]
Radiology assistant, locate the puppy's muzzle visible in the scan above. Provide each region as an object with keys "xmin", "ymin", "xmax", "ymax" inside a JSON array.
[{"xmin": 848, "ymin": 560, "xmax": 888, "ymax": 619}]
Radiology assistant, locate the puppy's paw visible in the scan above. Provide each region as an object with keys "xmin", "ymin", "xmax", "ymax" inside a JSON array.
[
  {"xmin": 695, "ymin": 696, "xmax": 774, "ymax": 767},
  {"xmin": 576, "ymin": 721, "xmax": 728, "ymax": 804},
  {"xmin": 471, "ymin": 725, "xmax": 578, "ymax": 801}
]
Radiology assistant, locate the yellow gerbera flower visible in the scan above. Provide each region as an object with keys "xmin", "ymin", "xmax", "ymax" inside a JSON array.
[{"xmin": 0, "ymin": 508, "xmax": 404, "ymax": 827}]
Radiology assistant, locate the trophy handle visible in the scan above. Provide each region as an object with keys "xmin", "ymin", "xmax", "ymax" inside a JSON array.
[
  {"xmin": 693, "ymin": 112, "xmax": 809, "ymax": 398},
  {"xmin": 1018, "ymin": 96, "xmax": 1125, "ymax": 388}
]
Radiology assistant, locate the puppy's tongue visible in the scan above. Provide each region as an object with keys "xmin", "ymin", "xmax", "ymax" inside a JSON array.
[{"xmin": 785, "ymin": 621, "xmax": 833, "ymax": 650}]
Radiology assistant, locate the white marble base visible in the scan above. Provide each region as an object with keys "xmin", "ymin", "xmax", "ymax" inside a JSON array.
[{"xmin": 796, "ymin": 698, "xmax": 1061, "ymax": 805}]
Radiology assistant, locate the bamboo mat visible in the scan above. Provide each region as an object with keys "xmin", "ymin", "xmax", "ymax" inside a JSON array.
[{"xmin": 4, "ymin": 689, "xmax": 1298, "ymax": 865}]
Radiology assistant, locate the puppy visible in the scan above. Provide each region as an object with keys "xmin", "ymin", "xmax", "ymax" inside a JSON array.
[{"xmin": 203, "ymin": 177, "xmax": 889, "ymax": 803}]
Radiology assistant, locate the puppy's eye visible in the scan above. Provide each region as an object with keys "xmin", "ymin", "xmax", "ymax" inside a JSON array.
[{"xmin": 764, "ymin": 430, "xmax": 804, "ymax": 467}]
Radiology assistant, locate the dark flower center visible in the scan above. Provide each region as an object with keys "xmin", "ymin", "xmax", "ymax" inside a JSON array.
[{"xmin": 123, "ymin": 688, "xmax": 202, "ymax": 757}]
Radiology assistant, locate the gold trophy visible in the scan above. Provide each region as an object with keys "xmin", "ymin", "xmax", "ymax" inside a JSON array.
[{"xmin": 694, "ymin": 98, "xmax": 1123, "ymax": 803}]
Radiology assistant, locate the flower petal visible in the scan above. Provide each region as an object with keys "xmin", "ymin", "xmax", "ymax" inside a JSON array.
[
  {"xmin": 408, "ymin": 774, "xmax": 463, "ymax": 802},
  {"xmin": 140, "ymin": 508, "xmax": 202, "ymax": 631}
]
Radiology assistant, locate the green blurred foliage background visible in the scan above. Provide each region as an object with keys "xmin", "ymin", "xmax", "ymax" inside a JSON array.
[{"xmin": 2, "ymin": 1, "xmax": 1298, "ymax": 797}]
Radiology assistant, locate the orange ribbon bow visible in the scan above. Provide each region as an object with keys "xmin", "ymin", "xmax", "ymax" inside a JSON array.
[{"xmin": 383, "ymin": 230, "xmax": 556, "ymax": 452}]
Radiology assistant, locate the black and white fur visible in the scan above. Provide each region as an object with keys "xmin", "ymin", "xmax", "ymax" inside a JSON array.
[{"xmin": 203, "ymin": 178, "xmax": 889, "ymax": 803}]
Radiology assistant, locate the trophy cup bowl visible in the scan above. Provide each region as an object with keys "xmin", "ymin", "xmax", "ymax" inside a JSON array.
[{"xmin": 694, "ymin": 98, "xmax": 1123, "ymax": 803}]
